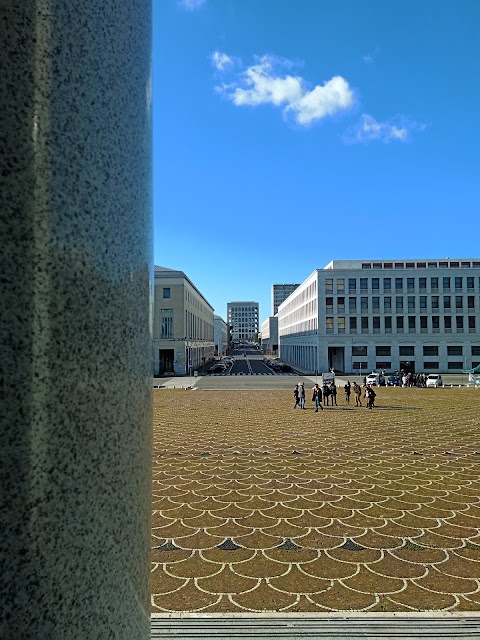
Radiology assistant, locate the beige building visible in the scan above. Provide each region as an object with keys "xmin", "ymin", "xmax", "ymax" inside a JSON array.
[{"xmin": 153, "ymin": 266, "xmax": 214, "ymax": 376}]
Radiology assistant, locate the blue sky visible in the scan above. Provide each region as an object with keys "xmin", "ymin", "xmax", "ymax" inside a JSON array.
[{"xmin": 152, "ymin": 0, "xmax": 479, "ymax": 323}]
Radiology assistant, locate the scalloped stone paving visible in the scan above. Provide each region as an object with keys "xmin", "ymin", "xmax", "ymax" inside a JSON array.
[{"xmin": 151, "ymin": 387, "xmax": 480, "ymax": 613}]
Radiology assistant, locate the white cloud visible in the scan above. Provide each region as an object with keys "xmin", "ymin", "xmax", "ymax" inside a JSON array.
[
  {"xmin": 216, "ymin": 55, "xmax": 354, "ymax": 126},
  {"xmin": 211, "ymin": 51, "xmax": 234, "ymax": 71},
  {"xmin": 178, "ymin": 0, "xmax": 206, "ymax": 10},
  {"xmin": 344, "ymin": 113, "xmax": 427, "ymax": 144}
]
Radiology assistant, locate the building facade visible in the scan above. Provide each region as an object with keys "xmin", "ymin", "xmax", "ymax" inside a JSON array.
[
  {"xmin": 272, "ymin": 283, "xmax": 300, "ymax": 315},
  {"xmin": 278, "ymin": 259, "xmax": 480, "ymax": 375},
  {"xmin": 260, "ymin": 316, "xmax": 279, "ymax": 354},
  {"xmin": 153, "ymin": 266, "xmax": 215, "ymax": 376},
  {"xmin": 227, "ymin": 301, "xmax": 259, "ymax": 342},
  {"xmin": 214, "ymin": 315, "xmax": 228, "ymax": 356}
]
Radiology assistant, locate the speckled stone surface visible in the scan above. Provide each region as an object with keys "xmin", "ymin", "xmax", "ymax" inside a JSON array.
[{"xmin": 1, "ymin": 2, "xmax": 152, "ymax": 639}]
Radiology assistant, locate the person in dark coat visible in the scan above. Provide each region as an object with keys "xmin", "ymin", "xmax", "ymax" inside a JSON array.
[{"xmin": 312, "ymin": 384, "xmax": 324, "ymax": 412}]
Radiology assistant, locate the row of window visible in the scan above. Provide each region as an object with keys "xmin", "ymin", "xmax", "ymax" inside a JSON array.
[
  {"xmin": 351, "ymin": 345, "xmax": 480, "ymax": 356},
  {"xmin": 352, "ymin": 361, "xmax": 480, "ymax": 370},
  {"xmin": 325, "ymin": 276, "xmax": 480, "ymax": 294},
  {"xmin": 360, "ymin": 261, "xmax": 480, "ymax": 270},
  {"xmin": 326, "ymin": 315, "xmax": 477, "ymax": 332},
  {"xmin": 326, "ymin": 295, "xmax": 478, "ymax": 312}
]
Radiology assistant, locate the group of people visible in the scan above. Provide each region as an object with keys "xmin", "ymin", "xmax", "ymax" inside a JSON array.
[
  {"xmin": 401, "ymin": 372, "xmax": 428, "ymax": 387},
  {"xmin": 294, "ymin": 380, "xmax": 376, "ymax": 411}
]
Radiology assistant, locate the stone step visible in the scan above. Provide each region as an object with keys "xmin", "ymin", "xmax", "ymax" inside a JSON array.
[{"xmin": 151, "ymin": 614, "xmax": 480, "ymax": 639}]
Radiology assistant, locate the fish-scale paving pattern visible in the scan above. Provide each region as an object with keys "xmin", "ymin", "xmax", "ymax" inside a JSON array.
[{"xmin": 151, "ymin": 388, "xmax": 480, "ymax": 612}]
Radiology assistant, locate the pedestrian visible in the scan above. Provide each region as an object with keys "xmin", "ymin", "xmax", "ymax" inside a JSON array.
[
  {"xmin": 298, "ymin": 382, "xmax": 306, "ymax": 409},
  {"xmin": 323, "ymin": 382, "xmax": 330, "ymax": 406},
  {"xmin": 353, "ymin": 382, "xmax": 362, "ymax": 407},
  {"xmin": 312, "ymin": 384, "xmax": 324, "ymax": 412},
  {"xmin": 293, "ymin": 384, "xmax": 299, "ymax": 409},
  {"xmin": 344, "ymin": 381, "xmax": 351, "ymax": 404},
  {"xmin": 364, "ymin": 384, "xmax": 376, "ymax": 409},
  {"xmin": 330, "ymin": 382, "xmax": 338, "ymax": 406}
]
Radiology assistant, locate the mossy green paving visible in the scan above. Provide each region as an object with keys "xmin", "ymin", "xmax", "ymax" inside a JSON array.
[{"xmin": 151, "ymin": 387, "xmax": 480, "ymax": 613}]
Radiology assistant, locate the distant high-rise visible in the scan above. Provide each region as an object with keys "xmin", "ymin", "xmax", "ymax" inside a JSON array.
[
  {"xmin": 227, "ymin": 301, "xmax": 259, "ymax": 342},
  {"xmin": 272, "ymin": 283, "xmax": 300, "ymax": 315}
]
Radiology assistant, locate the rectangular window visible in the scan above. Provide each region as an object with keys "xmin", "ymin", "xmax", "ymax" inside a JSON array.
[
  {"xmin": 326, "ymin": 317, "xmax": 334, "ymax": 332},
  {"xmin": 376, "ymin": 346, "xmax": 391, "ymax": 356},
  {"xmin": 396, "ymin": 316, "xmax": 404, "ymax": 330},
  {"xmin": 384, "ymin": 296, "xmax": 392, "ymax": 310},
  {"xmin": 420, "ymin": 316, "xmax": 428, "ymax": 329},
  {"xmin": 447, "ymin": 346, "xmax": 463, "ymax": 356},
  {"xmin": 361, "ymin": 297, "xmax": 368, "ymax": 310},
  {"xmin": 338, "ymin": 317, "xmax": 345, "ymax": 332},
  {"xmin": 385, "ymin": 316, "xmax": 392, "ymax": 331},
  {"xmin": 456, "ymin": 296, "xmax": 463, "ymax": 309},
  {"xmin": 352, "ymin": 361, "xmax": 368, "ymax": 370},
  {"xmin": 420, "ymin": 296, "xmax": 427, "ymax": 309},
  {"xmin": 395, "ymin": 278, "xmax": 403, "ymax": 291},
  {"xmin": 326, "ymin": 297, "xmax": 333, "ymax": 311},
  {"xmin": 408, "ymin": 296, "xmax": 415, "ymax": 310},
  {"xmin": 432, "ymin": 316, "xmax": 440, "ymax": 330},
  {"xmin": 349, "ymin": 317, "xmax": 357, "ymax": 331},
  {"xmin": 431, "ymin": 277, "xmax": 439, "ymax": 290},
  {"xmin": 349, "ymin": 297, "xmax": 357, "ymax": 311},
  {"xmin": 407, "ymin": 277, "xmax": 415, "ymax": 291},
  {"xmin": 376, "ymin": 361, "xmax": 391, "ymax": 369},
  {"xmin": 372, "ymin": 278, "xmax": 380, "ymax": 290},
  {"xmin": 423, "ymin": 346, "xmax": 438, "ymax": 356},
  {"xmin": 471, "ymin": 346, "xmax": 480, "ymax": 356},
  {"xmin": 455, "ymin": 276, "xmax": 463, "ymax": 290},
  {"xmin": 361, "ymin": 316, "xmax": 369, "ymax": 332},
  {"xmin": 396, "ymin": 296, "xmax": 403, "ymax": 310},
  {"xmin": 360, "ymin": 278, "xmax": 368, "ymax": 291},
  {"xmin": 443, "ymin": 277, "xmax": 450, "ymax": 290},
  {"xmin": 432, "ymin": 296, "xmax": 439, "ymax": 309},
  {"xmin": 444, "ymin": 316, "xmax": 452, "ymax": 330},
  {"xmin": 467, "ymin": 276, "xmax": 474, "ymax": 290},
  {"xmin": 424, "ymin": 361, "xmax": 439, "ymax": 370},
  {"xmin": 468, "ymin": 296, "xmax": 475, "ymax": 309},
  {"xmin": 456, "ymin": 316, "xmax": 464, "ymax": 330},
  {"xmin": 443, "ymin": 296, "xmax": 451, "ymax": 309},
  {"xmin": 338, "ymin": 296, "xmax": 345, "ymax": 311},
  {"xmin": 419, "ymin": 277, "xmax": 427, "ymax": 290},
  {"xmin": 352, "ymin": 345, "xmax": 367, "ymax": 356},
  {"xmin": 349, "ymin": 278, "xmax": 356, "ymax": 292},
  {"xmin": 469, "ymin": 316, "xmax": 476, "ymax": 330},
  {"xmin": 325, "ymin": 278, "xmax": 333, "ymax": 293},
  {"xmin": 372, "ymin": 296, "xmax": 380, "ymax": 310},
  {"xmin": 337, "ymin": 278, "xmax": 345, "ymax": 292},
  {"xmin": 448, "ymin": 361, "xmax": 463, "ymax": 369},
  {"xmin": 161, "ymin": 309, "xmax": 174, "ymax": 338},
  {"xmin": 383, "ymin": 278, "xmax": 391, "ymax": 291},
  {"xmin": 408, "ymin": 316, "xmax": 416, "ymax": 330},
  {"xmin": 399, "ymin": 346, "xmax": 415, "ymax": 356},
  {"xmin": 163, "ymin": 287, "xmax": 171, "ymax": 298},
  {"xmin": 373, "ymin": 316, "xmax": 380, "ymax": 331}
]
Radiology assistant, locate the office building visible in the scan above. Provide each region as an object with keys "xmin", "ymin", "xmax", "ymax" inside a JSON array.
[
  {"xmin": 154, "ymin": 266, "xmax": 214, "ymax": 376},
  {"xmin": 278, "ymin": 259, "xmax": 480, "ymax": 374},
  {"xmin": 227, "ymin": 301, "xmax": 259, "ymax": 342},
  {"xmin": 214, "ymin": 315, "xmax": 228, "ymax": 356},
  {"xmin": 272, "ymin": 283, "xmax": 300, "ymax": 315},
  {"xmin": 260, "ymin": 316, "xmax": 279, "ymax": 354}
]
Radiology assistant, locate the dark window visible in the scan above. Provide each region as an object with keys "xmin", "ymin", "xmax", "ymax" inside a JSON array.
[
  {"xmin": 395, "ymin": 278, "xmax": 403, "ymax": 291},
  {"xmin": 385, "ymin": 316, "xmax": 392, "ymax": 330},
  {"xmin": 444, "ymin": 316, "xmax": 452, "ymax": 329},
  {"xmin": 325, "ymin": 279, "xmax": 333, "ymax": 292},
  {"xmin": 456, "ymin": 316, "xmax": 464, "ymax": 329},
  {"xmin": 408, "ymin": 296, "xmax": 415, "ymax": 310},
  {"xmin": 352, "ymin": 345, "xmax": 367, "ymax": 356},
  {"xmin": 349, "ymin": 278, "xmax": 356, "ymax": 291},
  {"xmin": 472, "ymin": 346, "xmax": 480, "ymax": 356},
  {"xmin": 338, "ymin": 296, "xmax": 345, "ymax": 306},
  {"xmin": 373, "ymin": 316, "xmax": 380, "ymax": 330},
  {"xmin": 432, "ymin": 296, "xmax": 439, "ymax": 309},
  {"xmin": 326, "ymin": 297, "xmax": 333, "ymax": 309},
  {"xmin": 448, "ymin": 362, "xmax": 463, "ymax": 369},
  {"xmin": 361, "ymin": 297, "xmax": 368, "ymax": 310},
  {"xmin": 360, "ymin": 278, "xmax": 368, "ymax": 291},
  {"xmin": 383, "ymin": 278, "xmax": 391, "ymax": 291},
  {"xmin": 443, "ymin": 277, "xmax": 450, "ymax": 290},
  {"xmin": 376, "ymin": 361, "xmax": 391, "ymax": 369},
  {"xmin": 423, "ymin": 346, "xmax": 438, "ymax": 356},
  {"xmin": 353, "ymin": 361, "xmax": 368, "ymax": 370},
  {"xmin": 361, "ymin": 316, "xmax": 369, "ymax": 330},
  {"xmin": 456, "ymin": 296, "xmax": 463, "ymax": 309},
  {"xmin": 432, "ymin": 316, "xmax": 440, "ymax": 329},
  {"xmin": 399, "ymin": 346, "xmax": 415, "ymax": 356},
  {"xmin": 372, "ymin": 296, "xmax": 380, "ymax": 309},
  {"xmin": 384, "ymin": 296, "xmax": 392, "ymax": 310},
  {"xmin": 396, "ymin": 296, "xmax": 403, "ymax": 309},
  {"xmin": 350, "ymin": 316, "xmax": 357, "ymax": 331},
  {"xmin": 420, "ymin": 296, "xmax": 427, "ymax": 309},
  {"xmin": 163, "ymin": 287, "xmax": 171, "ymax": 298},
  {"xmin": 419, "ymin": 277, "xmax": 427, "ymax": 290},
  {"xmin": 420, "ymin": 316, "xmax": 428, "ymax": 329},
  {"xmin": 468, "ymin": 296, "xmax": 475, "ymax": 309},
  {"xmin": 407, "ymin": 277, "xmax": 415, "ymax": 290},
  {"xmin": 376, "ymin": 346, "xmax": 391, "ymax": 356},
  {"xmin": 372, "ymin": 278, "xmax": 380, "ymax": 290},
  {"xmin": 408, "ymin": 316, "xmax": 416, "ymax": 330},
  {"xmin": 467, "ymin": 277, "xmax": 474, "ymax": 289},
  {"xmin": 447, "ymin": 346, "xmax": 463, "ymax": 356},
  {"xmin": 396, "ymin": 316, "xmax": 404, "ymax": 329},
  {"xmin": 431, "ymin": 277, "xmax": 438, "ymax": 290},
  {"xmin": 424, "ymin": 361, "xmax": 439, "ymax": 369},
  {"xmin": 443, "ymin": 296, "xmax": 451, "ymax": 309},
  {"xmin": 455, "ymin": 276, "xmax": 463, "ymax": 289},
  {"xmin": 469, "ymin": 316, "xmax": 476, "ymax": 329},
  {"xmin": 349, "ymin": 297, "xmax": 357, "ymax": 310}
]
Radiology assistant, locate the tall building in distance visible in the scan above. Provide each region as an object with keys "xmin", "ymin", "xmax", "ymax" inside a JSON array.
[
  {"xmin": 227, "ymin": 301, "xmax": 259, "ymax": 342},
  {"xmin": 272, "ymin": 283, "xmax": 300, "ymax": 315},
  {"xmin": 278, "ymin": 258, "xmax": 480, "ymax": 375}
]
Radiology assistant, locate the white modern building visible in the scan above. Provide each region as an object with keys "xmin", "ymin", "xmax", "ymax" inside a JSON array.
[
  {"xmin": 153, "ymin": 266, "xmax": 215, "ymax": 376},
  {"xmin": 260, "ymin": 316, "xmax": 279, "ymax": 355},
  {"xmin": 214, "ymin": 315, "xmax": 228, "ymax": 356},
  {"xmin": 278, "ymin": 259, "xmax": 480, "ymax": 375},
  {"xmin": 272, "ymin": 284, "xmax": 300, "ymax": 315},
  {"xmin": 227, "ymin": 301, "xmax": 259, "ymax": 342}
]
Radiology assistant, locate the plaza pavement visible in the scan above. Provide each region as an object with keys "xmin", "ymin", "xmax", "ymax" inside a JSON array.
[{"xmin": 151, "ymin": 383, "xmax": 480, "ymax": 617}]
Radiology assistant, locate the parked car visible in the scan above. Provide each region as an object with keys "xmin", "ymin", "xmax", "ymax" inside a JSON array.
[
  {"xmin": 365, "ymin": 373, "xmax": 378, "ymax": 386},
  {"xmin": 387, "ymin": 374, "xmax": 401, "ymax": 386},
  {"xmin": 208, "ymin": 363, "xmax": 226, "ymax": 374},
  {"xmin": 426, "ymin": 374, "xmax": 443, "ymax": 388}
]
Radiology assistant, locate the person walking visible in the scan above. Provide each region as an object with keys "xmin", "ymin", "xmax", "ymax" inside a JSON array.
[
  {"xmin": 312, "ymin": 384, "xmax": 324, "ymax": 412},
  {"xmin": 364, "ymin": 384, "xmax": 376, "ymax": 409},
  {"xmin": 330, "ymin": 382, "xmax": 338, "ymax": 406},
  {"xmin": 323, "ymin": 382, "xmax": 330, "ymax": 406},
  {"xmin": 293, "ymin": 384, "xmax": 299, "ymax": 409},
  {"xmin": 344, "ymin": 381, "xmax": 351, "ymax": 405},
  {"xmin": 298, "ymin": 382, "xmax": 306, "ymax": 409},
  {"xmin": 353, "ymin": 382, "xmax": 362, "ymax": 407}
]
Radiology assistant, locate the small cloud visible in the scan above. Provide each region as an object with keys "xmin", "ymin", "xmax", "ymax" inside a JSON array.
[
  {"xmin": 211, "ymin": 51, "xmax": 234, "ymax": 71},
  {"xmin": 178, "ymin": 0, "xmax": 206, "ymax": 10},
  {"xmin": 362, "ymin": 47, "xmax": 380, "ymax": 64},
  {"xmin": 344, "ymin": 113, "xmax": 427, "ymax": 144},
  {"xmin": 216, "ymin": 54, "xmax": 354, "ymax": 126}
]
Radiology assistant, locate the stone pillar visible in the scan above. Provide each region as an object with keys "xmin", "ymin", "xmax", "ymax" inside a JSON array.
[{"xmin": 0, "ymin": 2, "xmax": 152, "ymax": 638}]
